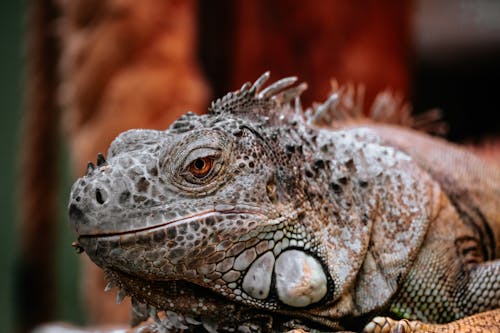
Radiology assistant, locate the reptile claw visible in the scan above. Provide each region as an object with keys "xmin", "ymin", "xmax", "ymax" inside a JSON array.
[{"xmin": 363, "ymin": 317, "xmax": 413, "ymax": 333}]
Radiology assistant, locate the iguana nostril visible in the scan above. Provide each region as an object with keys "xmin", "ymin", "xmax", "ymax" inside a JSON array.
[
  {"xmin": 95, "ymin": 188, "xmax": 107, "ymax": 204},
  {"xmin": 69, "ymin": 204, "xmax": 84, "ymax": 221}
]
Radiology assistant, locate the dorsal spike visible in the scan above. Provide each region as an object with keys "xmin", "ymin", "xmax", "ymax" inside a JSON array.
[
  {"xmin": 239, "ymin": 81, "xmax": 251, "ymax": 92},
  {"xmin": 294, "ymin": 96, "xmax": 303, "ymax": 116},
  {"xmin": 281, "ymin": 82, "xmax": 308, "ymax": 105},
  {"xmin": 307, "ymin": 91, "xmax": 341, "ymax": 125},
  {"xmin": 258, "ymin": 76, "xmax": 298, "ymax": 98},
  {"xmin": 250, "ymin": 71, "xmax": 271, "ymax": 93},
  {"xmin": 209, "ymin": 72, "xmax": 308, "ymax": 125},
  {"xmin": 353, "ymin": 84, "xmax": 365, "ymax": 117}
]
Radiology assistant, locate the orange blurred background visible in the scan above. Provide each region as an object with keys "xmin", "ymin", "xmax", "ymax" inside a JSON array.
[{"xmin": 0, "ymin": 1, "xmax": 499, "ymax": 332}]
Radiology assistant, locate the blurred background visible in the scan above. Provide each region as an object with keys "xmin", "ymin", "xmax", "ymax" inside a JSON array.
[{"xmin": 0, "ymin": 0, "xmax": 499, "ymax": 332}]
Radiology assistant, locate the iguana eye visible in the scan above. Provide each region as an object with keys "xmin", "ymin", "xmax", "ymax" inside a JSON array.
[
  {"xmin": 188, "ymin": 157, "xmax": 214, "ymax": 178},
  {"xmin": 162, "ymin": 132, "xmax": 232, "ymax": 192}
]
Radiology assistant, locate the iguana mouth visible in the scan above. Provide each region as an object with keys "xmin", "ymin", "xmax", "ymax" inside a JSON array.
[
  {"xmin": 104, "ymin": 268, "xmax": 261, "ymax": 325},
  {"xmin": 77, "ymin": 206, "xmax": 270, "ymax": 238},
  {"xmin": 104, "ymin": 268, "xmax": 343, "ymax": 332},
  {"xmin": 75, "ymin": 207, "xmax": 288, "ymax": 286}
]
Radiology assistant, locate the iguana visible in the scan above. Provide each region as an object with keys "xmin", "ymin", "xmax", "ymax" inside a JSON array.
[{"xmin": 68, "ymin": 73, "xmax": 500, "ymax": 333}]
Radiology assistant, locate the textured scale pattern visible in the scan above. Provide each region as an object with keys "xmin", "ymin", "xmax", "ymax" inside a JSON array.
[{"xmin": 68, "ymin": 73, "xmax": 500, "ymax": 332}]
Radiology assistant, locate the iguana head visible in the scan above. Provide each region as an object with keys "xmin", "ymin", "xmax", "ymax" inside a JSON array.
[
  {"xmin": 68, "ymin": 73, "xmax": 435, "ymax": 331},
  {"xmin": 69, "ymin": 73, "xmax": 339, "ymax": 328}
]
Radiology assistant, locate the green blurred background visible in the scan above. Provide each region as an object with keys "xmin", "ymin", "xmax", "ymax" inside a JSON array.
[
  {"xmin": 0, "ymin": 1, "xmax": 24, "ymax": 331},
  {"xmin": 0, "ymin": 2, "xmax": 84, "ymax": 332}
]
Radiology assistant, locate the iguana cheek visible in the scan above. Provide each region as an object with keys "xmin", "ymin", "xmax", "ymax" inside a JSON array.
[{"xmin": 274, "ymin": 249, "xmax": 327, "ymax": 307}]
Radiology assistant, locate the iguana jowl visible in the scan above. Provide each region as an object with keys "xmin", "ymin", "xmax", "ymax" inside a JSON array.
[{"xmin": 68, "ymin": 73, "xmax": 500, "ymax": 332}]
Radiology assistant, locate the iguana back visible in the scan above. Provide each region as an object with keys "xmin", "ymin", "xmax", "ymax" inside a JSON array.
[{"xmin": 368, "ymin": 124, "xmax": 500, "ymax": 259}]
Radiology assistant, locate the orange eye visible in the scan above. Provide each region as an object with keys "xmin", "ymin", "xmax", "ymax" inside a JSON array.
[{"xmin": 189, "ymin": 157, "xmax": 213, "ymax": 178}]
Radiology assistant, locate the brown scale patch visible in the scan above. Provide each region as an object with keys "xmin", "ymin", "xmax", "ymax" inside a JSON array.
[
  {"xmin": 136, "ymin": 177, "xmax": 149, "ymax": 192},
  {"xmin": 455, "ymin": 236, "xmax": 484, "ymax": 268}
]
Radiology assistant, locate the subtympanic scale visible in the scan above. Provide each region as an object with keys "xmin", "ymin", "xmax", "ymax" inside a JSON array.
[
  {"xmin": 274, "ymin": 250, "xmax": 327, "ymax": 307},
  {"xmin": 241, "ymin": 249, "xmax": 327, "ymax": 307}
]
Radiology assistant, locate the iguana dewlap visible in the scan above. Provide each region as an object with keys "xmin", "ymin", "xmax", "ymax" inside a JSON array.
[{"xmin": 68, "ymin": 73, "xmax": 500, "ymax": 332}]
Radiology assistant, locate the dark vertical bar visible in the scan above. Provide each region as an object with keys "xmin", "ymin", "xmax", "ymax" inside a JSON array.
[
  {"xmin": 196, "ymin": 0, "xmax": 235, "ymax": 98},
  {"xmin": 17, "ymin": 0, "xmax": 61, "ymax": 331}
]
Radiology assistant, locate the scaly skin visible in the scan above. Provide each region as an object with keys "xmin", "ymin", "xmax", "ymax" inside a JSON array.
[{"xmin": 68, "ymin": 73, "xmax": 500, "ymax": 332}]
